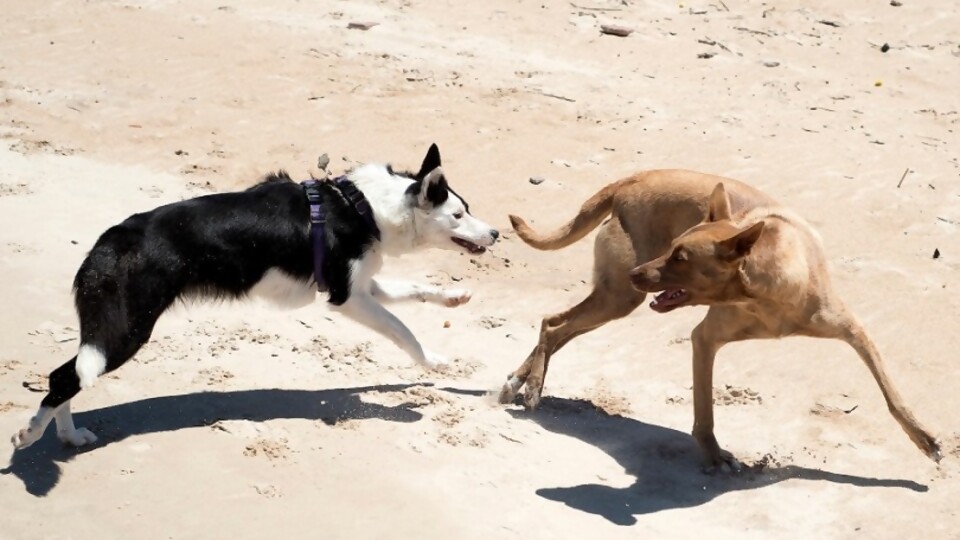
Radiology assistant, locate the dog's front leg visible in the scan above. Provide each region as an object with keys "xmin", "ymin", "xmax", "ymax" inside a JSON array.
[
  {"xmin": 690, "ymin": 309, "xmax": 745, "ymax": 474},
  {"xmin": 332, "ymin": 292, "xmax": 448, "ymax": 370},
  {"xmin": 370, "ymin": 278, "xmax": 471, "ymax": 307}
]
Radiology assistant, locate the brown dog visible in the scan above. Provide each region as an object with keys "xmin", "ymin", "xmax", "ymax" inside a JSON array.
[{"xmin": 498, "ymin": 169, "xmax": 941, "ymax": 470}]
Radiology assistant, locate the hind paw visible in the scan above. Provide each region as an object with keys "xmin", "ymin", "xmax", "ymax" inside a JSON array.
[
  {"xmin": 522, "ymin": 378, "xmax": 543, "ymax": 409},
  {"xmin": 11, "ymin": 427, "xmax": 42, "ymax": 450},
  {"xmin": 58, "ymin": 427, "xmax": 98, "ymax": 447},
  {"xmin": 498, "ymin": 376, "xmax": 523, "ymax": 404}
]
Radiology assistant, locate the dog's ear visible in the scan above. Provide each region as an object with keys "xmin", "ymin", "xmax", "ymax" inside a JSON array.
[
  {"xmin": 707, "ymin": 183, "xmax": 732, "ymax": 222},
  {"xmin": 416, "ymin": 143, "xmax": 442, "ymax": 180},
  {"xmin": 718, "ymin": 221, "xmax": 764, "ymax": 260},
  {"xmin": 418, "ymin": 167, "xmax": 448, "ymax": 207}
]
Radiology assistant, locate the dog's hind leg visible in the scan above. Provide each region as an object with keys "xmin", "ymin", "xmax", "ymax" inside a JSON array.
[
  {"xmin": 500, "ymin": 282, "xmax": 644, "ymax": 409},
  {"xmin": 53, "ymin": 400, "xmax": 98, "ymax": 447},
  {"xmin": 808, "ymin": 307, "xmax": 942, "ymax": 462},
  {"xmin": 11, "ymin": 355, "xmax": 83, "ymax": 449},
  {"xmin": 498, "ymin": 325, "xmax": 595, "ymax": 405},
  {"xmin": 12, "ymin": 349, "xmax": 105, "ymax": 449},
  {"xmin": 13, "ymin": 301, "xmax": 167, "ymax": 450}
]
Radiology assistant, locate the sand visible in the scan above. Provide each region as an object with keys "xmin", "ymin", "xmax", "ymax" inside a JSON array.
[{"xmin": 1, "ymin": 0, "xmax": 958, "ymax": 538}]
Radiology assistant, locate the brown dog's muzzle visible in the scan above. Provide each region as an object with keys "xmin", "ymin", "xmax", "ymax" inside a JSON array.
[{"xmin": 629, "ymin": 265, "xmax": 661, "ymax": 292}]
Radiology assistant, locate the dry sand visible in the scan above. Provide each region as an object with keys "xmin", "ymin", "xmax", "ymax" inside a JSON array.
[{"xmin": 1, "ymin": 0, "xmax": 959, "ymax": 538}]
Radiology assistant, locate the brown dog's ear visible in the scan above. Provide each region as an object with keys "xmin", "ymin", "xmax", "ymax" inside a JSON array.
[
  {"xmin": 707, "ymin": 183, "xmax": 732, "ymax": 222},
  {"xmin": 718, "ymin": 221, "xmax": 765, "ymax": 260}
]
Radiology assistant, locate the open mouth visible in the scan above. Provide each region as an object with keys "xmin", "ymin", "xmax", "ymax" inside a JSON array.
[
  {"xmin": 452, "ymin": 237, "xmax": 486, "ymax": 254},
  {"xmin": 649, "ymin": 288, "xmax": 689, "ymax": 313}
]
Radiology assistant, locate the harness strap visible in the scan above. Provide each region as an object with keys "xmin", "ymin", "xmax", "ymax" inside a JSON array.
[
  {"xmin": 300, "ymin": 176, "xmax": 380, "ymax": 291},
  {"xmin": 301, "ymin": 179, "xmax": 328, "ymax": 291}
]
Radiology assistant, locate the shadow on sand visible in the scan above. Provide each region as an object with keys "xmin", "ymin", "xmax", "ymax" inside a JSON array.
[
  {"xmin": 505, "ymin": 396, "xmax": 927, "ymax": 525},
  {"xmin": 3, "ymin": 384, "xmax": 423, "ymax": 497}
]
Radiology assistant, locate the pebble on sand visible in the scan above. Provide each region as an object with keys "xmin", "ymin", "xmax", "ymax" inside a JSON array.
[
  {"xmin": 347, "ymin": 22, "xmax": 379, "ymax": 31},
  {"xmin": 600, "ymin": 24, "xmax": 634, "ymax": 37}
]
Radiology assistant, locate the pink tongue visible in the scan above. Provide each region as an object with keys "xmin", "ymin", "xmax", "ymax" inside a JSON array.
[
  {"xmin": 657, "ymin": 288, "xmax": 679, "ymax": 302},
  {"xmin": 651, "ymin": 288, "xmax": 685, "ymax": 310}
]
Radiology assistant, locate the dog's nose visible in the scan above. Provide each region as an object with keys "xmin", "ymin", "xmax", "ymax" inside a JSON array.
[
  {"xmin": 490, "ymin": 229, "xmax": 500, "ymax": 241},
  {"xmin": 629, "ymin": 267, "xmax": 659, "ymax": 290}
]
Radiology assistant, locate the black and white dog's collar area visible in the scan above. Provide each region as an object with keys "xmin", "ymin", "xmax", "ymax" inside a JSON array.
[{"xmin": 302, "ymin": 176, "xmax": 380, "ymax": 291}]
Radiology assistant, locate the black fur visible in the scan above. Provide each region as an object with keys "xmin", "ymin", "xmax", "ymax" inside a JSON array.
[
  {"xmin": 402, "ymin": 143, "xmax": 472, "ymax": 212},
  {"xmin": 41, "ymin": 172, "xmax": 378, "ymax": 411}
]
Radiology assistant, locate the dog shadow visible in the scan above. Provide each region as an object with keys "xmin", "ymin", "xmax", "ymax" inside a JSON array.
[
  {"xmin": 2, "ymin": 384, "xmax": 424, "ymax": 497},
  {"xmin": 507, "ymin": 396, "xmax": 928, "ymax": 526}
]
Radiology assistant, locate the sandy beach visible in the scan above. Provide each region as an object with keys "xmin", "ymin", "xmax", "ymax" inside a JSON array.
[{"xmin": 1, "ymin": 1, "xmax": 958, "ymax": 538}]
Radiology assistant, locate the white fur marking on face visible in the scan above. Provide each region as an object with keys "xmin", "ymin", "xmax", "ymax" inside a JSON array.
[
  {"xmin": 76, "ymin": 344, "xmax": 107, "ymax": 389},
  {"xmin": 249, "ymin": 268, "xmax": 316, "ymax": 309}
]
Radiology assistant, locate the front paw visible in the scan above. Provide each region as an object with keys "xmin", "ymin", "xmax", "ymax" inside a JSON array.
[
  {"xmin": 696, "ymin": 437, "xmax": 743, "ymax": 474},
  {"xmin": 701, "ymin": 448, "xmax": 743, "ymax": 474},
  {"xmin": 423, "ymin": 351, "xmax": 451, "ymax": 371},
  {"xmin": 443, "ymin": 289, "xmax": 472, "ymax": 307}
]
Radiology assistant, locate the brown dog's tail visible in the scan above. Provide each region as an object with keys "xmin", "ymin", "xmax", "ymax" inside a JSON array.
[{"xmin": 509, "ymin": 181, "xmax": 621, "ymax": 250}]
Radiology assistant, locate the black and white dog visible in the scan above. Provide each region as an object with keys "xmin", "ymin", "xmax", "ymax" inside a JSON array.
[{"xmin": 12, "ymin": 144, "xmax": 498, "ymax": 449}]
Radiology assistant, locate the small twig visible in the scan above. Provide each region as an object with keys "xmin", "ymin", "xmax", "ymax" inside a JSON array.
[
  {"xmin": 570, "ymin": 2, "xmax": 622, "ymax": 11},
  {"xmin": 719, "ymin": 0, "xmax": 730, "ymax": 11},
  {"xmin": 499, "ymin": 433, "xmax": 524, "ymax": 444},
  {"xmin": 734, "ymin": 26, "xmax": 773, "ymax": 37},
  {"xmin": 347, "ymin": 21, "xmax": 379, "ymax": 30},
  {"xmin": 937, "ymin": 217, "xmax": 958, "ymax": 225},
  {"xmin": 818, "ymin": 20, "xmax": 841, "ymax": 27},
  {"xmin": 530, "ymin": 89, "xmax": 577, "ymax": 103},
  {"xmin": 897, "ymin": 167, "xmax": 910, "ymax": 188}
]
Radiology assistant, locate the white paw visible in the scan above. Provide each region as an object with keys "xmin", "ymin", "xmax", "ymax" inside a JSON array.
[
  {"xmin": 523, "ymin": 384, "xmax": 542, "ymax": 410},
  {"xmin": 58, "ymin": 427, "xmax": 98, "ymax": 447},
  {"xmin": 11, "ymin": 427, "xmax": 42, "ymax": 450},
  {"xmin": 423, "ymin": 351, "xmax": 451, "ymax": 371},
  {"xmin": 443, "ymin": 289, "xmax": 472, "ymax": 307},
  {"xmin": 497, "ymin": 376, "xmax": 523, "ymax": 404}
]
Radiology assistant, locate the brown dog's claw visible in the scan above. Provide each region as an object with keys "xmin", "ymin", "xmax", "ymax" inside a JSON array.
[
  {"xmin": 701, "ymin": 449, "xmax": 743, "ymax": 475},
  {"xmin": 522, "ymin": 380, "xmax": 542, "ymax": 409},
  {"xmin": 498, "ymin": 375, "xmax": 523, "ymax": 405},
  {"xmin": 906, "ymin": 428, "xmax": 943, "ymax": 463},
  {"xmin": 928, "ymin": 441, "xmax": 944, "ymax": 464}
]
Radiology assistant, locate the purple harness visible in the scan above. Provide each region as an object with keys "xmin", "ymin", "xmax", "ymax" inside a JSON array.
[{"xmin": 301, "ymin": 176, "xmax": 380, "ymax": 291}]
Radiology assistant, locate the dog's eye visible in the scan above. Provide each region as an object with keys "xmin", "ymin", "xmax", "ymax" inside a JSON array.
[
  {"xmin": 672, "ymin": 249, "xmax": 687, "ymax": 262},
  {"xmin": 453, "ymin": 212, "xmax": 464, "ymax": 220}
]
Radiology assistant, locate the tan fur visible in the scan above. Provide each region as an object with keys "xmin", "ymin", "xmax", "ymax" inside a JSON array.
[{"xmin": 499, "ymin": 170, "xmax": 941, "ymax": 471}]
